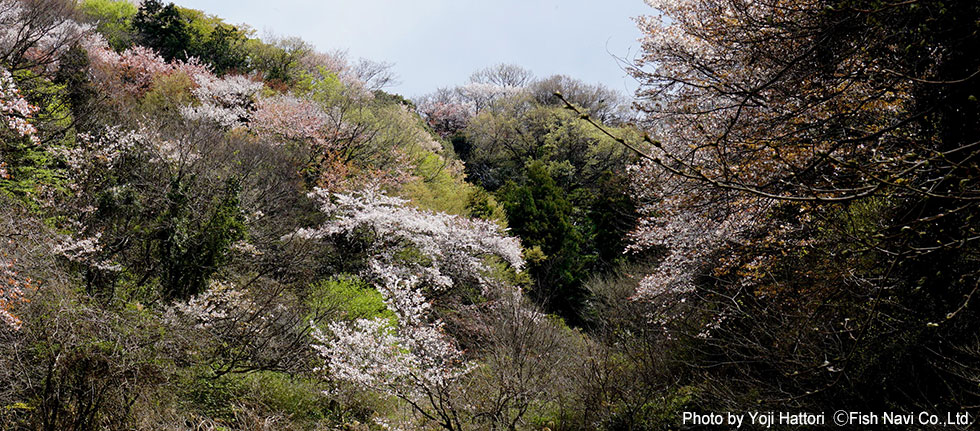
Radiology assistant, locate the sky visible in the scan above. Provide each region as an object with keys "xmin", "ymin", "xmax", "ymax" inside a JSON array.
[{"xmin": 173, "ymin": 0, "xmax": 653, "ymax": 99}]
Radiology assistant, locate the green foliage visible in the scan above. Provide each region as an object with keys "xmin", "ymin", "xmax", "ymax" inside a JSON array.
[
  {"xmin": 586, "ymin": 171, "xmax": 637, "ymax": 268},
  {"xmin": 1, "ymin": 284, "xmax": 175, "ymax": 430},
  {"xmin": 131, "ymin": 0, "xmax": 252, "ymax": 75},
  {"xmin": 157, "ymin": 177, "xmax": 247, "ymax": 300},
  {"xmin": 0, "ymin": 72, "xmax": 74, "ymax": 208},
  {"xmin": 195, "ymin": 23, "xmax": 250, "ymax": 75},
  {"xmin": 132, "ymin": 0, "xmax": 193, "ymax": 62},
  {"xmin": 453, "ymin": 93, "xmax": 642, "ymax": 325},
  {"xmin": 0, "ymin": 137, "xmax": 59, "ymax": 204},
  {"xmin": 175, "ymin": 5, "xmax": 252, "ymax": 75},
  {"xmin": 605, "ymin": 385, "xmax": 695, "ymax": 430},
  {"xmin": 246, "ymin": 36, "xmax": 310, "ymax": 85},
  {"xmin": 499, "ymin": 162, "xmax": 576, "ymax": 257},
  {"xmin": 294, "ymin": 67, "xmax": 345, "ymax": 101},
  {"xmin": 178, "ymin": 369, "xmax": 340, "ymax": 429},
  {"xmin": 181, "ymin": 368, "xmax": 245, "ymax": 423},
  {"xmin": 499, "ymin": 161, "xmax": 587, "ymax": 323},
  {"xmin": 462, "ymin": 102, "xmax": 635, "ymax": 193},
  {"xmin": 307, "ymin": 274, "xmax": 395, "ymax": 324},
  {"xmin": 14, "ymin": 71, "xmax": 72, "ymax": 137},
  {"xmin": 465, "ymin": 187, "xmax": 507, "ymax": 224},
  {"xmin": 373, "ymin": 90, "xmax": 415, "ymax": 108},
  {"xmin": 297, "ymin": 70, "xmax": 455, "ymax": 192},
  {"xmin": 400, "ymin": 152, "xmax": 474, "ymax": 216},
  {"xmin": 236, "ymin": 371, "xmax": 334, "ymax": 423},
  {"xmin": 79, "ymin": 0, "xmax": 138, "ymax": 51},
  {"xmin": 138, "ymin": 71, "xmax": 196, "ymax": 117}
]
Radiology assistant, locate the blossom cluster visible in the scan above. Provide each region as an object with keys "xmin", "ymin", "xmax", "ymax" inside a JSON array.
[
  {"xmin": 628, "ymin": 162, "xmax": 764, "ymax": 298},
  {"xmin": 415, "ymin": 82, "xmax": 525, "ymax": 136},
  {"xmin": 166, "ymin": 279, "xmax": 298, "ymax": 375},
  {"xmin": 53, "ymin": 232, "xmax": 121, "ymax": 272},
  {"xmin": 415, "ymin": 100, "xmax": 474, "ymax": 138},
  {"xmin": 456, "ymin": 82, "xmax": 523, "ymax": 114},
  {"xmin": 0, "ymin": 0, "xmax": 88, "ymax": 73},
  {"xmin": 84, "ymin": 34, "xmax": 209, "ymax": 98},
  {"xmin": 55, "ymin": 127, "xmax": 140, "ymax": 172},
  {"xmin": 298, "ymin": 187, "xmax": 524, "ymax": 291},
  {"xmin": 166, "ymin": 280, "xmax": 259, "ymax": 330},
  {"xmin": 181, "ymin": 73, "xmax": 264, "ymax": 128},
  {"xmin": 322, "ymin": 318, "xmax": 477, "ymax": 397},
  {"xmin": 0, "ymin": 66, "xmax": 39, "ymax": 145},
  {"xmin": 313, "ymin": 267, "xmax": 476, "ymax": 403},
  {"xmin": 252, "ymin": 94, "xmax": 330, "ymax": 146},
  {"xmin": 251, "ymin": 87, "xmax": 419, "ymax": 191}
]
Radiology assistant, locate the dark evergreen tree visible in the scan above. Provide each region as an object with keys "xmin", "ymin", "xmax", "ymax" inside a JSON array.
[
  {"xmin": 499, "ymin": 161, "xmax": 587, "ymax": 324},
  {"xmin": 132, "ymin": 0, "xmax": 193, "ymax": 62}
]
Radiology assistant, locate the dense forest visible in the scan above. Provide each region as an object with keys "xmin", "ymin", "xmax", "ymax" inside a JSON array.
[{"xmin": 0, "ymin": 0, "xmax": 978, "ymax": 429}]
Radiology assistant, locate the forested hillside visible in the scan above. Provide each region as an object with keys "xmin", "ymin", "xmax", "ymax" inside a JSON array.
[{"xmin": 0, "ymin": 0, "xmax": 978, "ymax": 430}]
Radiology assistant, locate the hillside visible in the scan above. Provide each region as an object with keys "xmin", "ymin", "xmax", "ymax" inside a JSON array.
[{"xmin": 1, "ymin": 0, "xmax": 979, "ymax": 430}]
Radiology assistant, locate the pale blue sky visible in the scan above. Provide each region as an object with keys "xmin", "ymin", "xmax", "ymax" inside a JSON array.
[{"xmin": 174, "ymin": 0, "xmax": 651, "ymax": 98}]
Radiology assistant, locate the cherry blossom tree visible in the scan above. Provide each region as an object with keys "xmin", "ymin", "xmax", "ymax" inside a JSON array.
[
  {"xmin": 165, "ymin": 278, "xmax": 314, "ymax": 376},
  {"xmin": 296, "ymin": 187, "xmax": 523, "ymax": 290},
  {"xmin": 416, "ymin": 97, "xmax": 473, "ymax": 139},
  {"xmin": 251, "ymin": 93, "xmax": 330, "ymax": 147},
  {"xmin": 598, "ymin": 0, "xmax": 980, "ymax": 305},
  {"xmin": 415, "ymin": 78, "xmax": 526, "ymax": 137},
  {"xmin": 251, "ymin": 90, "xmax": 417, "ymax": 192},
  {"xmin": 301, "ymin": 187, "xmax": 524, "ymax": 430},
  {"xmin": 52, "ymin": 232, "xmax": 120, "ymax": 272},
  {"xmin": 314, "ymin": 268, "xmax": 474, "ymax": 430},
  {"xmin": 456, "ymin": 82, "xmax": 523, "ymax": 115},
  {"xmin": 616, "ymin": 0, "xmax": 980, "ymax": 411},
  {"xmin": 0, "ymin": 0, "xmax": 86, "ymax": 74},
  {"xmin": 83, "ymin": 34, "xmax": 209, "ymax": 98},
  {"xmin": 181, "ymin": 73, "xmax": 263, "ymax": 128},
  {"xmin": 625, "ymin": 160, "xmax": 767, "ymax": 300}
]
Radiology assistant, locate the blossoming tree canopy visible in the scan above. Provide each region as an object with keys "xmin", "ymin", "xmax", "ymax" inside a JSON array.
[
  {"xmin": 299, "ymin": 186, "xmax": 525, "ymax": 423},
  {"xmin": 297, "ymin": 187, "xmax": 524, "ymax": 292}
]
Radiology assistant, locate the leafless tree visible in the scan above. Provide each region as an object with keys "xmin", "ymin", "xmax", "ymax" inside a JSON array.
[{"xmin": 470, "ymin": 63, "xmax": 534, "ymax": 88}]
